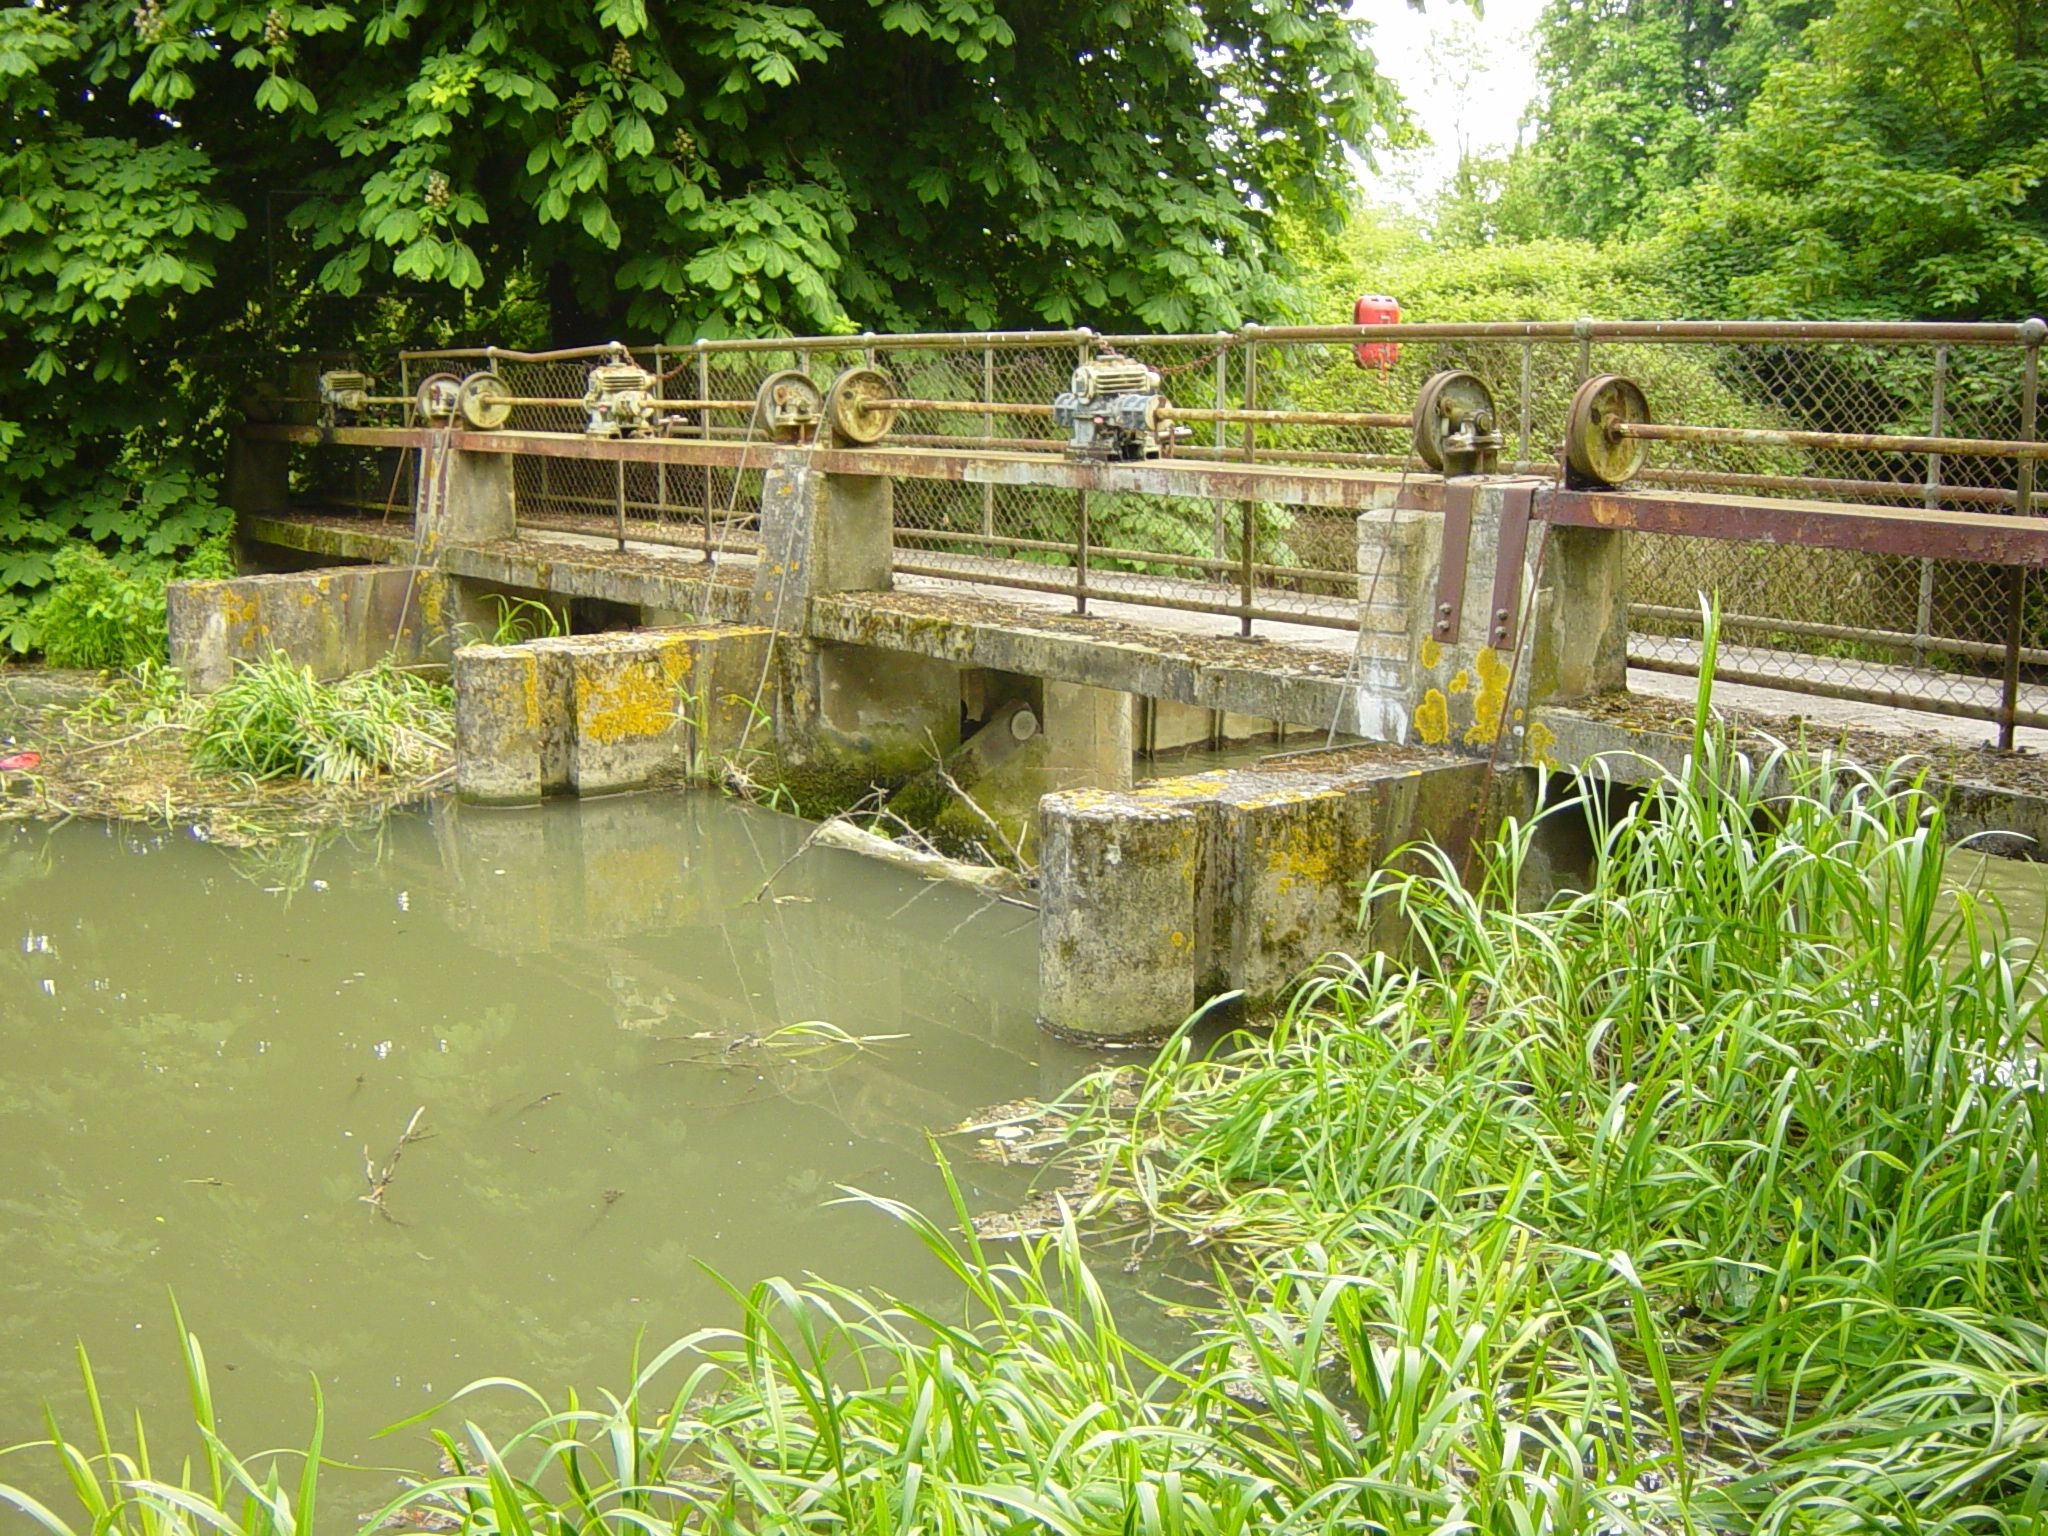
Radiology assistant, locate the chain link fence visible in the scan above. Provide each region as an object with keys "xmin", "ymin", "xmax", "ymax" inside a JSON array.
[{"xmin": 293, "ymin": 322, "xmax": 2046, "ymax": 727}]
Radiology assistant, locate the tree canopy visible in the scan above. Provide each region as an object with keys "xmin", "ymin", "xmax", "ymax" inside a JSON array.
[
  {"xmin": 1428, "ymin": 0, "xmax": 2046, "ymax": 323},
  {"xmin": 1668, "ymin": 0, "xmax": 2048, "ymax": 319},
  {"xmin": 0, "ymin": 0, "xmax": 1408, "ymax": 649}
]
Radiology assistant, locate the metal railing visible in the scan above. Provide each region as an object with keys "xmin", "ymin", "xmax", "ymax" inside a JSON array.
[{"xmin": 280, "ymin": 316, "xmax": 2048, "ymax": 731}]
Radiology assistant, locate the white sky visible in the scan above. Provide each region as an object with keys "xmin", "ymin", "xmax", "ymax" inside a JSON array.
[{"xmin": 1350, "ymin": 0, "xmax": 1548, "ymax": 210}]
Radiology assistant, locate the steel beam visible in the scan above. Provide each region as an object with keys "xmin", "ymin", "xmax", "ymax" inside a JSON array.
[
  {"xmin": 1539, "ymin": 487, "xmax": 2048, "ymax": 568},
  {"xmin": 246, "ymin": 423, "xmax": 2048, "ymax": 567}
]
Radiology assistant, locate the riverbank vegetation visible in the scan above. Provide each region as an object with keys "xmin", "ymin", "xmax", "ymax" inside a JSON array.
[
  {"xmin": 0, "ymin": 659, "xmax": 452, "ymax": 844},
  {"xmin": 6, "ymin": 668, "xmax": 2043, "ymax": 1531}
]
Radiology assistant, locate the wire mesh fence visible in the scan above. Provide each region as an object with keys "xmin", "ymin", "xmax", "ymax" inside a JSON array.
[{"xmin": 288, "ymin": 321, "xmax": 2044, "ymax": 726}]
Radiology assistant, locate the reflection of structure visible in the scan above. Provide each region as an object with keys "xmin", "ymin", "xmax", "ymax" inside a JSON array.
[{"xmin": 423, "ymin": 794, "xmax": 1041, "ymax": 1144}]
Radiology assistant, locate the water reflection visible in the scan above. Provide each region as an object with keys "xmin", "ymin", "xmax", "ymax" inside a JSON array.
[{"xmin": 0, "ymin": 794, "xmax": 1074, "ymax": 1507}]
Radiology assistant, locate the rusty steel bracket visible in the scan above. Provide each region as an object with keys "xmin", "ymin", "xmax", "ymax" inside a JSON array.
[
  {"xmin": 1434, "ymin": 481, "xmax": 1476, "ymax": 644},
  {"xmin": 1487, "ymin": 484, "xmax": 1539, "ymax": 650}
]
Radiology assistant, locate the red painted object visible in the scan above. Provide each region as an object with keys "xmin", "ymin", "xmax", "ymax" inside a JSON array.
[
  {"xmin": 1353, "ymin": 294, "xmax": 1401, "ymax": 371},
  {"xmin": 0, "ymin": 750, "xmax": 42, "ymax": 771}
]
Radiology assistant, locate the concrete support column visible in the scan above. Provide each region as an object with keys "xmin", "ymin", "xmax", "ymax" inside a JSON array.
[
  {"xmin": 452, "ymin": 625, "xmax": 773, "ymax": 802},
  {"xmin": 751, "ymin": 451, "xmax": 894, "ymax": 626},
  {"xmin": 416, "ymin": 435, "xmax": 517, "ymax": 560},
  {"xmin": 1038, "ymin": 788, "xmax": 1209, "ymax": 1041},
  {"xmin": 1042, "ymin": 681, "xmax": 1134, "ymax": 793},
  {"xmin": 1038, "ymin": 755, "xmax": 1497, "ymax": 1042},
  {"xmin": 1357, "ymin": 480, "xmax": 1627, "ymax": 761}
]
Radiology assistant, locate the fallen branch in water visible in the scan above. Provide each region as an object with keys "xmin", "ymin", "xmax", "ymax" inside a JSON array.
[
  {"xmin": 809, "ymin": 818, "xmax": 1034, "ymax": 902},
  {"xmin": 360, "ymin": 1105, "xmax": 431, "ymax": 1223}
]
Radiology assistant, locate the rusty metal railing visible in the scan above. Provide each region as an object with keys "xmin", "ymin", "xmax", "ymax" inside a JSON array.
[{"xmin": 320, "ymin": 317, "xmax": 2048, "ymax": 735}]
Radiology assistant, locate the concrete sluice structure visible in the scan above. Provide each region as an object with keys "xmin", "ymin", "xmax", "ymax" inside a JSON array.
[{"xmin": 175, "ymin": 335, "xmax": 2048, "ymax": 1040}]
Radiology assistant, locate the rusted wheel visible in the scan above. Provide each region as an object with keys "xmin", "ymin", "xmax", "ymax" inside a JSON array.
[
  {"xmin": 1564, "ymin": 373, "xmax": 1650, "ymax": 487},
  {"xmin": 1410, "ymin": 370, "xmax": 1498, "ymax": 471},
  {"xmin": 455, "ymin": 371, "xmax": 514, "ymax": 430},
  {"xmin": 824, "ymin": 366, "xmax": 896, "ymax": 445},
  {"xmin": 414, "ymin": 371, "xmax": 462, "ymax": 424},
  {"xmin": 753, "ymin": 369, "xmax": 825, "ymax": 440}
]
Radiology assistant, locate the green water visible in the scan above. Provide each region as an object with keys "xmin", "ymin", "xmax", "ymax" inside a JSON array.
[{"xmin": 0, "ymin": 793, "xmax": 1081, "ymax": 1515}]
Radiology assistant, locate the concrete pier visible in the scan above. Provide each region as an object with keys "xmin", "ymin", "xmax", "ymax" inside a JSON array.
[
  {"xmin": 166, "ymin": 565, "xmax": 446, "ymax": 693},
  {"xmin": 452, "ymin": 625, "xmax": 773, "ymax": 802},
  {"xmin": 1354, "ymin": 479, "xmax": 1627, "ymax": 756},
  {"xmin": 1038, "ymin": 751, "xmax": 1500, "ymax": 1041}
]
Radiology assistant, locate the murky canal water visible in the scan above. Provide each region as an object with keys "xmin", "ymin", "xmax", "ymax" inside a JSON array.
[{"xmin": 1, "ymin": 793, "xmax": 1085, "ymax": 1512}]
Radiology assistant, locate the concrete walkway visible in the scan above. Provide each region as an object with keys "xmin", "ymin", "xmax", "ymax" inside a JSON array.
[{"xmin": 518, "ymin": 523, "xmax": 2048, "ymax": 755}]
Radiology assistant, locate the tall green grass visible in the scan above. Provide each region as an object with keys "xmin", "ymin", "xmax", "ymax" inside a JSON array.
[
  {"xmin": 193, "ymin": 655, "xmax": 452, "ymax": 784},
  {"xmin": 5, "ymin": 667, "xmax": 2044, "ymax": 1533},
  {"xmin": 1065, "ymin": 666, "xmax": 2048, "ymax": 1529}
]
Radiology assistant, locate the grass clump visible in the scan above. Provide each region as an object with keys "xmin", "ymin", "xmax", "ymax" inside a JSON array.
[
  {"xmin": 1052, "ymin": 676, "xmax": 2048, "ymax": 1527},
  {"xmin": 192, "ymin": 654, "xmax": 452, "ymax": 784}
]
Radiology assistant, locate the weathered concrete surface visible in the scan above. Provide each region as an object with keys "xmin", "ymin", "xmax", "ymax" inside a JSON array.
[
  {"xmin": 245, "ymin": 513, "xmax": 416, "ymax": 565},
  {"xmin": 1038, "ymin": 792, "xmax": 1207, "ymax": 1043},
  {"xmin": 453, "ymin": 642, "xmax": 571, "ymax": 803},
  {"xmin": 453, "ymin": 626, "xmax": 774, "ymax": 800},
  {"xmin": 1355, "ymin": 480, "xmax": 1627, "ymax": 758},
  {"xmin": 773, "ymin": 639, "xmax": 961, "ymax": 792},
  {"xmin": 1143, "ymin": 698, "xmax": 1279, "ymax": 755},
  {"xmin": 238, "ymin": 512, "xmax": 2048, "ymax": 859},
  {"xmin": 807, "ymin": 592, "xmax": 1353, "ymax": 729},
  {"xmin": 1039, "ymin": 751, "xmax": 1496, "ymax": 1041},
  {"xmin": 417, "ymin": 436, "xmax": 517, "ymax": 558},
  {"xmin": 167, "ymin": 565, "xmax": 445, "ymax": 694},
  {"xmin": 242, "ymin": 516, "xmax": 1347, "ymax": 727},
  {"xmin": 751, "ymin": 455, "xmax": 894, "ymax": 624},
  {"xmin": 888, "ymin": 682, "xmax": 1134, "ymax": 856}
]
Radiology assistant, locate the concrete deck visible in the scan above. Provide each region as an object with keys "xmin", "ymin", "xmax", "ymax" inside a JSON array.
[{"xmin": 241, "ymin": 510, "xmax": 2048, "ymax": 850}]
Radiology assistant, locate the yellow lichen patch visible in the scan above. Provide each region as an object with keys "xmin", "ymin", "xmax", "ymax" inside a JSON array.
[
  {"xmin": 577, "ymin": 646, "xmax": 693, "ymax": 745},
  {"xmin": 520, "ymin": 657, "xmax": 542, "ymax": 732},
  {"xmin": 1414, "ymin": 688, "xmax": 1450, "ymax": 744},
  {"xmin": 1462, "ymin": 648, "xmax": 1510, "ymax": 746},
  {"xmin": 1527, "ymin": 719, "xmax": 1558, "ymax": 768},
  {"xmin": 1268, "ymin": 818, "xmax": 1340, "ymax": 897},
  {"xmin": 1419, "ymin": 636, "xmax": 1442, "ymax": 669},
  {"xmin": 1448, "ymin": 669, "xmax": 1470, "ymax": 695}
]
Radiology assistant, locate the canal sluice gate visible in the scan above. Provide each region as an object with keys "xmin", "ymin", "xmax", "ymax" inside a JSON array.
[{"xmin": 6, "ymin": 318, "xmax": 2048, "ymax": 1529}]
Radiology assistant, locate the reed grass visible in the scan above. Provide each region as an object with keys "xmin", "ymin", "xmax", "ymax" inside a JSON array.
[
  {"xmin": 5, "ymin": 640, "xmax": 2044, "ymax": 1532},
  {"xmin": 1057, "ymin": 647, "xmax": 2048, "ymax": 1529},
  {"xmin": 192, "ymin": 655, "xmax": 452, "ymax": 784}
]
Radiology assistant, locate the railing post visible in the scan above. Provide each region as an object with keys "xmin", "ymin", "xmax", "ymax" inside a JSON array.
[
  {"xmin": 697, "ymin": 346, "xmax": 714, "ymax": 563},
  {"xmin": 1075, "ymin": 331, "xmax": 1094, "ymax": 615},
  {"xmin": 653, "ymin": 346, "xmax": 669, "ymax": 526},
  {"xmin": 1518, "ymin": 341, "xmax": 1534, "ymax": 471},
  {"xmin": 982, "ymin": 344, "xmax": 996, "ymax": 537},
  {"xmin": 1574, "ymin": 317, "xmax": 1594, "ymax": 386},
  {"xmin": 1240, "ymin": 331, "xmax": 1259, "ymax": 637},
  {"xmin": 1212, "ymin": 331, "xmax": 1230, "ymax": 577},
  {"xmin": 1076, "ymin": 489, "xmax": 1091, "ymax": 616},
  {"xmin": 1999, "ymin": 321, "xmax": 2044, "ymax": 748},
  {"xmin": 1914, "ymin": 344, "xmax": 1948, "ymax": 664},
  {"xmin": 614, "ymin": 460, "xmax": 628, "ymax": 551}
]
